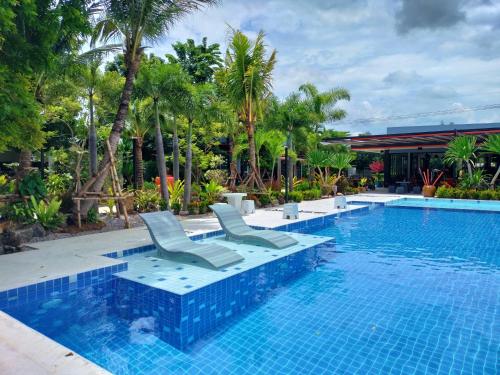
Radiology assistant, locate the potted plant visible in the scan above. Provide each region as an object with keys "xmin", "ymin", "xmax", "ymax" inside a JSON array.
[
  {"xmin": 420, "ymin": 168, "xmax": 444, "ymax": 197},
  {"xmin": 369, "ymin": 160, "xmax": 384, "ymax": 188}
]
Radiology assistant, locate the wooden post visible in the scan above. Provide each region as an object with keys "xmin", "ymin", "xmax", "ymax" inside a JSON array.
[
  {"xmin": 106, "ymin": 140, "xmax": 130, "ymax": 229},
  {"xmin": 76, "ymin": 199, "xmax": 81, "ymax": 229}
]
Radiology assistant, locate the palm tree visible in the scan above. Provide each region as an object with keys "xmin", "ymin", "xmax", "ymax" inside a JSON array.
[
  {"xmin": 181, "ymin": 83, "xmax": 216, "ymax": 212},
  {"xmin": 482, "ymin": 134, "xmax": 500, "ymax": 188},
  {"xmin": 79, "ymin": 0, "xmax": 215, "ymax": 214},
  {"xmin": 77, "ymin": 55, "xmax": 103, "ymax": 177},
  {"xmin": 136, "ymin": 61, "xmax": 188, "ymax": 206},
  {"xmin": 220, "ymin": 29, "xmax": 276, "ymax": 190},
  {"xmin": 299, "ymin": 83, "xmax": 350, "ymax": 135},
  {"xmin": 254, "ymin": 129, "xmax": 268, "ymax": 176},
  {"xmin": 127, "ymin": 99, "xmax": 153, "ymax": 189},
  {"xmin": 444, "ymin": 135, "xmax": 477, "ymax": 178},
  {"xmin": 265, "ymin": 130, "xmax": 285, "ymax": 183}
]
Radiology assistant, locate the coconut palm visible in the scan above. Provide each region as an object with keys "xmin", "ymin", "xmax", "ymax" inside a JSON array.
[
  {"xmin": 79, "ymin": 0, "xmax": 215, "ymax": 214},
  {"xmin": 299, "ymin": 83, "xmax": 350, "ymax": 135},
  {"xmin": 220, "ymin": 29, "xmax": 276, "ymax": 190},
  {"xmin": 482, "ymin": 134, "xmax": 500, "ymax": 188},
  {"xmin": 254, "ymin": 129, "xmax": 268, "ymax": 175},
  {"xmin": 127, "ymin": 99, "xmax": 153, "ymax": 189},
  {"xmin": 444, "ymin": 135, "xmax": 477, "ymax": 178}
]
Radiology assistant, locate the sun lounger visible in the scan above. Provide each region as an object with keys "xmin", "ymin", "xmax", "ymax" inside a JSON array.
[
  {"xmin": 140, "ymin": 211, "xmax": 244, "ymax": 269},
  {"xmin": 209, "ymin": 203, "xmax": 298, "ymax": 249}
]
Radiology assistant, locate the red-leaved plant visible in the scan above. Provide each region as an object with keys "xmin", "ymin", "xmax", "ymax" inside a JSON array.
[{"xmin": 369, "ymin": 160, "xmax": 384, "ymax": 173}]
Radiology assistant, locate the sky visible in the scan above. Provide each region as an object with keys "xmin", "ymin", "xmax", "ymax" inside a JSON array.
[{"xmin": 150, "ymin": 0, "xmax": 500, "ymax": 135}]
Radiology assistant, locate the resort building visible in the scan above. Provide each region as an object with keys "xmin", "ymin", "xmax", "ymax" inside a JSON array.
[{"xmin": 325, "ymin": 122, "xmax": 500, "ymax": 187}]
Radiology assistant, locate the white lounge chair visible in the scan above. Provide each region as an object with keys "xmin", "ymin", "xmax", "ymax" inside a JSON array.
[
  {"xmin": 140, "ymin": 211, "xmax": 244, "ymax": 269},
  {"xmin": 209, "ymin": 203, "xmax": 298, "ymax": 249}
]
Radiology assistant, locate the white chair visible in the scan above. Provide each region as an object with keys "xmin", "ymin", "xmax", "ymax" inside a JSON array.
[{"xmin": 333, "ymin": 196, "xmax": 347, "ymax": 209}]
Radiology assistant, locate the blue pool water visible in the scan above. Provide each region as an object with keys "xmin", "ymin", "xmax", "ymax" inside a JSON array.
[
  {"xmin": 387, "ymin": 197, "xmax": 500, "ymax": 212},
  {"xmin": 3, "ymin": 206, "xmax": 500, "ymax": 374}
]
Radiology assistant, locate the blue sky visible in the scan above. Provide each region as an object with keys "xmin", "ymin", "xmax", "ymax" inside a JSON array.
[{"xmin": 151, "ymin": 0, "xmax": 500, "ymax": 135}]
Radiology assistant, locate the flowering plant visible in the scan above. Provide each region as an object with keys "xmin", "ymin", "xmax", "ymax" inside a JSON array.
[{"xmin": 369, "ymin": 160, "xmax": 384, "ymax": 173}]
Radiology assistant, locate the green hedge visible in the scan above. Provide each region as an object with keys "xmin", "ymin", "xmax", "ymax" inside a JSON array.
[
  {"xmin": 302, "ymin": 189, "xmax": 321, "ymax": 200},
  {"xmin": 435, "ymin": 186, "xmax": 500, "ymax": 200}
]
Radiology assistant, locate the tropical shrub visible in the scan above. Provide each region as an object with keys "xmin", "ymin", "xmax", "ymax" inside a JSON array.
[
  {"xmin": 168, "ymin": 180, "xmax": 185, "ymax": 205},
  {"xmin": 204, "ymin": 169, "xmax": 228, "ymax": 186},
  {"xmin": 295, "ymin": 181, "xmax": 311, "ymax": 191},
  {"xmin": 436, "ymin": 186, "xmax": 500, "ymax": 200},
  {"xmin": 29, "ymin": 196, "xmax": 65, "ymax": 230},
  {"xmin": 302, "ymin": 189, "xmax": 321, "ymax": 200},
  {"xmin": 0, "ymin": 202, "xmax": 34, "ymax": 224},
  {"xmin": 458, "ymin": 169, "xmax": 489, "ymax": 190},
  {"xmin": 199, "ymin": 200, "xmax": 209, "ymax": 214},
  {"xmin": 143, "ymin": 180, "xmax": 157, "ymax": 190},
  {"xmin": 171, "ymin": 202, "xmax": 182, "ymax": 214},
  {"xmin": 187, "ymin": 201, "xmax": 199, "ymax": 215},
  {"xmin": 203, "ymin": 180, "xmax": 225, "ymax": 204},
  {"xmin": 46, "ymin": 173, "xmax": 73, "ymax": 198},
  {"xmin": 289, "ymin": 191, "xmax": 303, "ymax": 202},
  {"xmin": 134, "ymin": 189, "xmax": 161, "ymax": 212},
  {"xmin": 18, "ymin": 171, "xmax": 46, "ymax": 200},
  {"xmin": 258, "ymin": 193, "xmax": 271, "ymax": 206},
  {"xmin": 86, "ymin": 207, "xmax": 100, "ymax": 224}
]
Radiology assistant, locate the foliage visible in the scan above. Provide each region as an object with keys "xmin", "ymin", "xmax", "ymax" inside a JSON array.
[
  {"xmin": 329, "ymin": 152, "xmax": 355, "ymax": 177},
  {"xmin": 482, "ymin": 134, "xmax": 500, "ymax": 187},
  {"xmin": 258, "ymin": 193, "xmax": 271, "ymax": 206},
  {"xmin": 18, "ymin": 171, "xmax": 47, "ymax": 200},
  {"xmin": 29, "ymin": 196, "xmax": 65, "ymax": 230},
  {"xmin": 187, "ymin": 201, "xmax": 199, "ymax": 215},
  {"xmin": 204, "ymin": 169, "xmax": 228, "ymax": 185},
  {"xmin": 0, "ymin": 202, "xmax": 34, "ymax": 225},
  {"xmin": 168, "ymin": 179, "xmax": 185, "ymax": 205},
  {"xmin": 458, "ymin": 169, "xmax": 489, "ymax": 190},
  {"xmin": 289, "ymin": 191, "xmax": 303, "ymax": 203},
  {"xmin": 302, "ymin": 189, "xmax": 321, "ymax": 200},
  {"xmin": 202, "ymin": 180, "xmax": 225, "ymax": 204},
  {"xmin": 167, "ymin": 37, "xmax": 222, "ymax": 83},
  {"xmin": 359, "ymin": 177, "xmax": 368, "ymax": 187},
  {"xmin": 295, "ymin": 181, "xmax": 312, "ymax": 191},
  {"xmin": 444, "ymin": 135, "xmax": 477, "ymax": 177},
  {"xmin": 134, "ymin": 188, "xmax": 161, "ymax": 213},
  {"xmin": 86, "ymin": 207, "xmax": 100, "ymax": 224},
  {"xmin": 0, "ymin": 175, "xmax": 11, "ymax": 194},
  {"xmin": 436, "ymin": 186, "xmax": 500, "ymax": 200},
  {"xmin": 46, "ymin": 173, "xmax": 73, "ymax": 198},
  {"xmin": 171, "ymin": 202, "xmax": 182, "ymax": 214}
]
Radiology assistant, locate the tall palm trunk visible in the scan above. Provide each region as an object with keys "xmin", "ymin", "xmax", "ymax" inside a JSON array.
[
  {"xmin": 276, "ymin": 156, "xmax": 282, "ymax": 187},
  {"xmin": 153, "ymin": 99, "xmax": 169, "ymax": 208},
  {"xmin": 228, "ymin": 136, "xmax": 237, "ymax": 190},
  {"xmin": 490, "ymin": 166, "xmax": 500, "ymax": 189},
  {"xmin": 287, "ymin": 131, "xmax": 293, "ymax": 192},
  {"xmin": 88, "ymin": 91, "xmax": 97, "ymax": 176},
  {"xmin": 134, "ymin": 137, "xmax": 144, "ymax": 189},
  {"xmin": 245, "ymin": 119, "xmax": 265, "ymax": 189},
  {"xmin": 172, "ymin": 116, "xmax": 180, "ymax": 181},
  {"xmin": 17, "ymin": 149, "xmax": 33, "ymax": 189},
  {"xmin": 182, "ymin": 118, "xmax": 193, "ymax": 212},
  {"xmin": 78, "ymin": 50, "xmax": 142, "ymax": 216}
]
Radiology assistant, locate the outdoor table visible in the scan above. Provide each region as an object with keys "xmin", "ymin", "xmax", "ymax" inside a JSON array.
[
  {"xmin": 222, "ymin": 192, "xmax": 247, "ymax": 214},
  {"xmin": 396, "ymin": 181, "xmax": 410, "ymax": 194}
]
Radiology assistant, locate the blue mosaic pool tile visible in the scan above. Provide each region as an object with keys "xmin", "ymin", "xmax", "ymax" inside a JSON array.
[{"xmin": 0, "ymin": 262, "xmax": 128, "ymax": 310}]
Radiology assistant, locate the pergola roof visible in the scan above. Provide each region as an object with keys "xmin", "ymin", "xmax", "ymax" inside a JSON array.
[{"xmin": 322, "ymin": 127, "xmax": 500, "ymax": 152}]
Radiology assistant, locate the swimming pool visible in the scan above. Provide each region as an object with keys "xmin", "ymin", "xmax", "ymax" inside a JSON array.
[
  {"xmin": 2, "ymin": 206, "xmax": 499, "ymax": 374},
  {"xmin": 387, "ymin": 197, "xmax": 500, "ymax": 212}
]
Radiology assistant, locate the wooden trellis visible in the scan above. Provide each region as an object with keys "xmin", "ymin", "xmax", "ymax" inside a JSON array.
[{"xmin": 72, "ymin": 140, "xmax": 131, "ymax": 229}]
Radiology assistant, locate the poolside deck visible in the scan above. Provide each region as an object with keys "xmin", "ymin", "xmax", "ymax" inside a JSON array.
[{"xmin": 0, "ymin": 193, "xmax": 410, "ymax": 375}]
